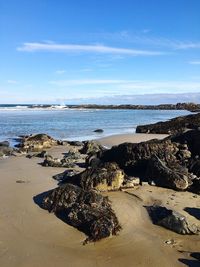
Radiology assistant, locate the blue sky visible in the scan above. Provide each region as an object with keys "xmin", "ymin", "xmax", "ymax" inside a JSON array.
[{"xmin": 1, "ymin": 0, "xmax": 200, "ymax": 104}]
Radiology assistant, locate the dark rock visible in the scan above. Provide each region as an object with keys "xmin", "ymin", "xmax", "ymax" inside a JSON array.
[
  {"xmin": 0, "ymin": 141, "xmax": 9, "ymax": 147},
  {"xmin": 26, "ymin": 150, "xmax": 48, "ymax": 159},
  {"xmin": 53, "ymin": 169, "xmax": 80, "ymax": 184},
  {"xmin": 146, "ymin": 155, "xmax": 189, "ymax": 190},
  {"xmin": 80, "ymin": 141, "xmax": 105, "ymax": 155},
  {"xmin": 42, "ymin": 183, "xmax": 121, "ymax": 243},
  {"xmin": 93, "ymin": 129, "xmax": 104, "ymax": 133},
  {"xmin": 171, "ymin": 130, "xmax": 200, "ymax": 157},
  {"xmin": 146, "ymin": 205, "xmax": 199, "ymax": 234},
  {"xmin": 136, "ymin": 112, "xmax": 200, "ymax": 134},
  {"xmin": 42, "ymin": 155, "xmax": 76, "ymax": 168},
  {"xmin": 100, "ymin": 138, "xmax": 179, "ymax": 175},
  {"xmin": 67, "ymin": 141, "xmax": 84, "ymax": 146}
]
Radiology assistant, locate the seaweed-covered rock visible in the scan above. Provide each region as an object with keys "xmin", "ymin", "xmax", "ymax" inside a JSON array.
[
  {"xmin": 146, "ymin": 155, "xmax": 189, "ymax": 190},
  {"xmin": 53, "ymin": 169, "xmax": 80, "ymax": 184},
  {"xmin": 42, "ymin": 183, "xmax": 121, "ymax": 242},
  {"xmin": 42, "ymin": 155, "xmax": 76, "ymax": 168},
  {"xmin": 18, "ymin": 133, "xmax": 58, "ymax": 151},
  {"xmin": 67, "ymin": 141, "xmax": 84, "ymax": 147},
  {"xmin": 136, "ymin": 112, "xmax": 200, "ymax": 134},
  {"xmin": 100, "ymin": 138, "xmax": 179, "ymax": 174},
  {"xmin": 171, "ymin": 130, "xmax": 200, "ymax": 157},
  {"xmin": 146, "ymin": 205, "xmax": 199, "ymax": 234},
  {"xmin": 80, "ymin": 141, "xmax": 105, "ymax": 155},
  {"xmin": 70, "ymin": 162, "xmax": 125, "ymax": 191}
]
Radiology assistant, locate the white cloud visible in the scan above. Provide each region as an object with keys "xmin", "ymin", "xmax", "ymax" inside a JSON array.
[
  {"xmin": 48, "ymin": 79, "xmax": 200, "ymax": 96},
  {"xmin": 189, "ymin": 61, "xmax": 200, "ymax": 65},
  {"xmin": 7, "ymin": 80, "xmax": 18, "ymax": 84},
  {"xmin": 55, "ymin": 70, "xmax": 66, "ymax": 74},
  {"xmin": 49, "ymin": 79, "xmax": 128, "ymax": 86},
  {"xmin": 17, "ymin": 42, "xmax": 164, "ymax": 56}
]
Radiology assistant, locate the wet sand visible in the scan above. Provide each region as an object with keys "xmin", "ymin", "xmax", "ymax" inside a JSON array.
[{"xmin": 0, "ymin": 134, "xmax": 199, "ymax": 267}]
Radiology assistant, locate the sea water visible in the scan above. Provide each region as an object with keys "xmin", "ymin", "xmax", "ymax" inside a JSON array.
[{"xmin": 0, "ymin": 105, "xmax": 190, "ymax": 143}]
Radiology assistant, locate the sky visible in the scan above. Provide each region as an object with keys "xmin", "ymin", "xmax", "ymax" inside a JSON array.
[{"xmin": 1, "ymin": 0, "xmax": 200, "ymax": 104}]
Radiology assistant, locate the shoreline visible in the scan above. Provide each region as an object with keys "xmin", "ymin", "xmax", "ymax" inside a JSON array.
[{"xmin": 0, "ymin": 135, "xmax": 199, "ymax": 266}]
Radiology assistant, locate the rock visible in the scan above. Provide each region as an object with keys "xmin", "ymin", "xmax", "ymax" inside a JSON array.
[
  {"xmin": 0, "ymin": 146, "xmax": 13, "ymax": 157},
  {"xmin": 80, "ymin": 141, "xmax": 105, "ymax": 155},
  {"xmin": 42, "ymin": 155, "xmax": 76, "ymax": 168},
  {"xmin": 146, "ymin": 205, "xmax": 199, "ymax": 234},
  {"xmin": 171, "ymin": 130, "xmax": 200, "ymax": 157},
  {"xmin": 0, "ymin": 141, "xmax": 9, "ymax": 147},
  {"xmin": 26, "ymin": 150, "xmax": 48, "ymax": 159},
  {"xmin": 70, "ymin": 162, "xmax": 125, "ymax": 191},
  {"xmin": 67, "ymin": 141, "xmax": 84, "ymax": 146},
  {"xmin": 146, "ymin": 155, "xmax": 189, "ymax": 191},
  {"xmin": 136, "ymin": 112, "xmax": 200, "ymax": 134},
  {"xmin": 100, "ymin": 138, "xmax": 179, "ymax": 175},
  {"xmin": 53, "ymin": 169, "xmax": 80, "ymax": 184},
  {"xmin": 93, "ymin": 129, "xmax": 104, "ymax": 133},
  {"xmin": 18, "ymin": 133, "xmax": 57, "ymax": 152},
  {"xmin": 42, "ymin": 183, "xmax": 121, "ymax": 242}
]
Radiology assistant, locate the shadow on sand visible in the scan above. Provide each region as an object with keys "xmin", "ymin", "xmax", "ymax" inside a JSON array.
[
  {"xmin": 179, "ymin": 252, "xmax": 200, "ymax": 267},
  {"xmin": 184, "ymin": 207, "xmax": 200, "ymax": 220}
]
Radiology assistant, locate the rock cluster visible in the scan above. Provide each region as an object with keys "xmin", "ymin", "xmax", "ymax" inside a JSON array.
[
  {"xmin": 99, "ymin": 130, "xmax": 200, "ymax": 192},
  {"xmin": 42, "ymin": 183, "xmax": 121, "ymax": 243}
]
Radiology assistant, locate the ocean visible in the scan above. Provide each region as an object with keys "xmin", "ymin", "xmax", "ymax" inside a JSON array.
[{"xmin": 0, "ymin": 104, "xmax": 190, "ymax": 143}]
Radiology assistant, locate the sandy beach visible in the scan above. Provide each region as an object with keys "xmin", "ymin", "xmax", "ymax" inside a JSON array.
[{"xmin": 0, "ymin": 133, "xmax": 199, "ymax": 267}]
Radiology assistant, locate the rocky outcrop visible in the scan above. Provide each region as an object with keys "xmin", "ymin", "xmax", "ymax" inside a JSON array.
[
  {"xmin": 80, "ymin": 140, "xmax": 105, "ymax": 155},
  {"xmin": 42, "ymin": 155, "xmax": 77, "ymax": 168},
  {"xmin": 69, "ymin": 162, "xmax": 126, "ymax": 191},
  {"xmin": 99, "ymin": 130, "xmax": 200, "ymax": 191},
  {"xmin": 18, "ymin": 134, "xmax": 58, "ymax": 151},
  {"xmin": 146, "ymin": 205, "xmax": 199, "ymax": 235},
  {"xmin": 100, "ymin": 138, "xmax": 180, "ymax": 173},
  {"xmin": 146, "ymin": 156, "xmax": 189, "ymax": 190},
  {"xmin": 136, "ymin": 112, "xmax": 200, "ymax": 134},
  {"xmin": 42, "ymin": 183, "xmax": 121, "ymax": 243}
]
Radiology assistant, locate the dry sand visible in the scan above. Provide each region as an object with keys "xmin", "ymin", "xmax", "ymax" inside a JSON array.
[{"xmin": 0, "ymin": 134, "xmax": 199, "ymax": 267}]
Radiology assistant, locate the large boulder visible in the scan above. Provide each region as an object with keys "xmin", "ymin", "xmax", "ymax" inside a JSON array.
[
  {"xmin": 69, "ymin": 162, "xmax": 126, "ymax": 191},
  {"xmin": 42, "ymin": 183, "xmax": 121, "ymax": 243},
  {"xmin": 18, "ymin": 134, "xmax": 58, "ymax": 151},
  {"xmin": 100, "ymin": 138, "xmax": 179, "ymax": 175},
  {"xmin": 146, "ymin": 205, "xmax": 199, "ymax": 235},
  {"xmin": 146, "ymin": 155, "xmax": 189, "ymax": 190},
  {"xmin": 136, "ymin": 112, "xmax": 200, "ymax": 134},
  {"xmin": 80, "ymin": 140, "xmax": 105, "ymax": 155},
  {"xmin": 171, "ymin": 130, "xmax": 200, "ymax": 157}
]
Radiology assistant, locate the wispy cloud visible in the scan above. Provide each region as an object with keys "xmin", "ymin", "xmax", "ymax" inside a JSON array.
[
  {"xmin": 48, "ymin": 79, "xmax": 200, "ymax": 95},
  {"xmin": 91, "ymin": 31, "xmax": 200, "ymax": 50},
  {"xmin": 17, "ymin": 42, "xmax": 164, "ymax": 56},
  {"xmin": 55, "ymin": 70, "xmax": 66, "ymax": 74},
  {"xmin": 7, "ymin": 80, "xmax": 18, "ymax": 84},
  {"xmin": 189, "ymin": 61, "xmax": 200, "ymax": 65},
  {"xmin": 49, "ymin": 79, "xmax": 127, "ymax": 86}
]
